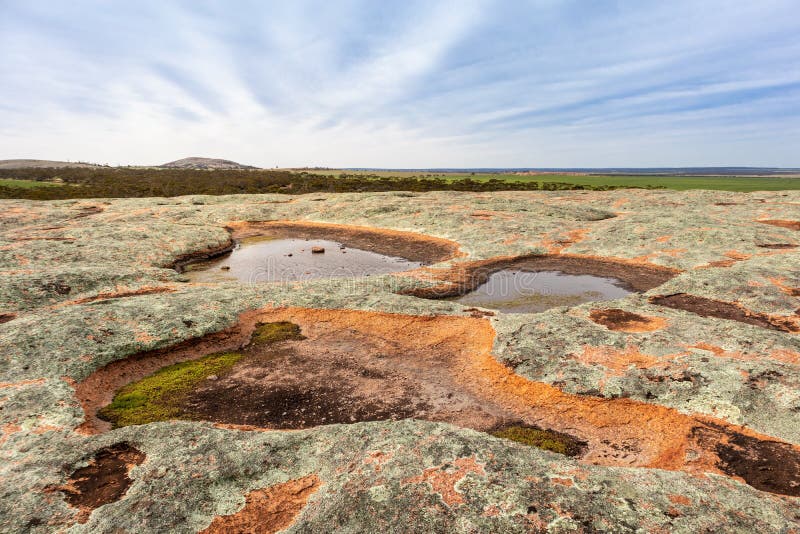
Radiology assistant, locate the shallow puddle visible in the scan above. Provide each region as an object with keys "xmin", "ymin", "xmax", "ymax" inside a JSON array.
[
  {"xmin": 450, "ymin": 270, "xmax": 633, "ymax": 313},
  {"xmin": 186, "ymin": 237, "xmax": 422, "ymax": 283}
]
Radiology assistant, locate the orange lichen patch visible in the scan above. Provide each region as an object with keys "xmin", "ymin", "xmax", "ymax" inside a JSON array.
[
  {"xmin": 134, "ymin": 331, "xmax": 155, "ymax": 343},
  {"xmin": 0, "ymin": 423, "xmax": 23, "ymax": 446},
  {"xmin": 58, "ymin": 286, "xmax": 176, "ymax": 307},
  {"xmin": 364, "ymin": 451, "xmax": 393, "ymax": 472},
  {"xmin": 549, "ymin": 477, "xmax": 574, "ymax": 487},
  {"xmin": 404, "ymin": 456, "xmax": 486, "ymax": 507},
  {"xmin": 668, "ymin": 494, "xmax": 692, "ymax": 506},
  {"xmin": 0, "ymin": 378, "xmax": 46, "ymax": 389},
  {"xmin": 631, "ymin": 248, "xmax": 688, "ymax": 263},
  {"xmin": 769, "ymin": 349, "xmax": 800, "ymax": 366},
  {"xmin": 767, "ymin": 276, "xmax": 800, "ymax": 297},
  {"xmin": 701, "ymin": 250, "xmax": 753, "ymax": 268},
  {"xmin": 200, "ymin": 475, "xmax": 321, "ymax": 534},
  {"xmin": 540, "ymin": 228, "xmax": 592, "ymax": 254},
  {"xmin": 757, "ymin": 219, "xmax": 800, "ymax": 231},
  {"xmin": 573, "ymin": 345, "xmax": 662, "ymax": 376},
  {"xmin": 461, "ymin": 347, "xmax": 712, "ymax": 475},
  {"xmin": 655, "ymin": 235, "xmax": 672, "ymax": 243},
  {"xmin": 589, "ymin": 309, "xmax": 667, "ymax": 333},
  {"xmin": 689, "ymin": 343, "xmax": 728, "ymax": 356},
  {"xmin": 469, "ymin": 210, "xmax": 516, "ymax": 220}
]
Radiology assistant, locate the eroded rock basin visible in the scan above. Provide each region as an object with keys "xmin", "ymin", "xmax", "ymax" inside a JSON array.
[
  {"xmin": 177, "ymin": 220, "xmax": 461, "ymax": 284},
  {"xmin": 450, "ymin": 270, "xmax": 633, "ymax": 313},
  {"xmin": 186, "ymin": 237, "xmax": 423, "ymax": 283},
  {"xmin": 81, "ymin": 308, "xmax": 800, "ymax": 497}
]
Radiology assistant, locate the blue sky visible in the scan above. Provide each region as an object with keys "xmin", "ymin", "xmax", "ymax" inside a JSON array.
[{"xmin": 1, "ymin": 0, "xmax": 799, "ymax": 167}]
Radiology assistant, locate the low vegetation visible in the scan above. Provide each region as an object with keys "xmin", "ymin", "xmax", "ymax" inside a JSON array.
[
  {"xmin": 1, "ymin": 167, "xmax": 795, "ymax": 199},
  {"xmin": 98, "ymin": 352, "xmax": 244, "ymax": 428},
  {"xmin": 98, "ymin": 322, "xmax": 305, "ymax": 428},
  {"xmin": 490, "ymin": 425, "xmax": 585, "ymax": 456},
  {"xmin": 251, "ymin": 321, "xmax": 305, "ymax": 344},
  {"xmin": 0, "ymin": 167, "xmax": 648, "ymax": 200}
]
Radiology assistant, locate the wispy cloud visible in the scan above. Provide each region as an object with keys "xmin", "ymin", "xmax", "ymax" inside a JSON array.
[{"xmin": 1, "ymin": 0, "xmax": 798, "ymax": 167}]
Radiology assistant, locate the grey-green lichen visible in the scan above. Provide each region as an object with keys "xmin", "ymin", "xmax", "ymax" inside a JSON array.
[{"xmin": 1, "ymin": 189, "xmax": 798, "ymax": 532}]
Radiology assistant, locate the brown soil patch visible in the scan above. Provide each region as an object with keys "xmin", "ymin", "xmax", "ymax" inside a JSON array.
[
  {"xmin": 758, "ymin": 220, "xmax": 800, "ymax": 231},
  {"xmin": 756, "ymin": 243, "xmax": 797, "ymax": 249},
  {"xmin": 80, "ymin": 307, "xmax": 800, "ymax": 496},
  {"xmin": 70, "ymin": 205, "xmax": 105, "ymax": 219},
  {"xmin": 56, "ymin": 443, "xmax": 145, "ymax": 523},
  {"xmin": 402, "ymin": 254, "xmax": 679, "ymax": 299},
  {"xmin": 63, "ymin": 287, "xmax": 176, "ymax": 306},
  {"xmin": 0, "ymin": 313, "xmax": 15, "ymax": 324},
  {"xmin": 201, "ymin": 474, "xmax": 321, "ymax": 534},
  {"xmin": 589, "ymin": 309, "xmax": 667, "ymax": 333},
  {"xmin": 225, "ymin": 220, "xmax": 462, "ymax": 265},
  {"xmin": 692, "ymin": 424, "xmax": 800, "ymax": 496},
  {"xmin": 650, "ymin": 293, "xmax": 799, "ymax": 333}
]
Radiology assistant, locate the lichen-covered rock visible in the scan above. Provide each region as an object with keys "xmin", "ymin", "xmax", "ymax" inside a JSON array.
[{"xmin": 1, "ymin": 189, "xmax": 798, "ymax": 532}]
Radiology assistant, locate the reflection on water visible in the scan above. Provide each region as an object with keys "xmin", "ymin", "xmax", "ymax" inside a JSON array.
[
  {"xmin": 185, "ymin": 237, "xmax": 422, "ymax": 284},
  {"xmin": 451, "ymin": 270, "xmax": 633, "ymax": 313}
]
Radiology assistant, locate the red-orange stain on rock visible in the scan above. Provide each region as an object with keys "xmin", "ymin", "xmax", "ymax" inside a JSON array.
[
  {"xmin": 404, "ymin": 456, "xmax": 486, "ymax": 506},
  {"xmin": 201, "ymin": 474, "xmax": 321, "ymax": 534}
]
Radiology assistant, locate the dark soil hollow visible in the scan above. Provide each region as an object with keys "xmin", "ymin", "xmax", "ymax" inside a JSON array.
[
  {"xmin": 0, "ymin": 313, "xmax": 15, "ymax": 324},
  {"xmin": 650, "ymin": 293, "xmax": 799, "ymax": 333},
  {"xmin": 691, "ymin": 424, "xmax": 800, "ymax": 497},
  {"xmin": 181, "ymin": 327, "xmax": 495, "ymax": 430},
  {"xmin": 88, "ymin": 308, "xmax": 800, "ymax": 497},
  {"xmin": 59, "ymin": 443, "xmax": 145, "ymax": 522}
]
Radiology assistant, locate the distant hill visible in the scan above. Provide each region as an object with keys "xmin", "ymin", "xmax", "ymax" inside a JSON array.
[
  {"xmin": 159, "ymin": 157, "xmax": 258, "ymax": 170},
  {"xmin": 0, "ymin": 159, "xmax": 103, "ymax": 169}
]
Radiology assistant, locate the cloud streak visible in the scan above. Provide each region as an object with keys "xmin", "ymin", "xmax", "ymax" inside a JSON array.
[{"xmin": 1, "ymin": 0, "xmax": 798, "ymax": 167}]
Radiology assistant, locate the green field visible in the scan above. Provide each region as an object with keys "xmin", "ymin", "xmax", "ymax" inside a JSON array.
[
  {"xmin": 298, "ymin": 169, "xmax": 800, "ymax": 192},
  {"xmin": 0, "ymin": 178, "xmax": 60, "ymax": 189}
]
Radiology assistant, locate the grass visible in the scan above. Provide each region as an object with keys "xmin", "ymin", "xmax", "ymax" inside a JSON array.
[
  {"xmin": 491, "ymin": 425, "xmax": 585, "ymax": 456},
  {"xmin": 489, "ymin": 174, "xmax": 800, "ymax": 192},
  {"xmin": 251, "ymin": 321, "xmax": 305, "ymax": 345},
  {"xmin": 97, "ymin": 322, "xmax": 305, "ymax": 428},
  {"xmin": 97, "ymin": 352, "xmax": 244, "ymax": 428}
]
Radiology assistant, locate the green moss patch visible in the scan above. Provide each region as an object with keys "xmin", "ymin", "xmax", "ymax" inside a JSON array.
[
  {"xmin": 251, "ymin": 321, "xmax": 304, "ymax": 345},
  {"xmin": 491, "ymin": 425, "xmax": 585, "ymax": 456},
  {"xmin": 97, "ymin": 352, "xmax": 244, "ymax": 428}
]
